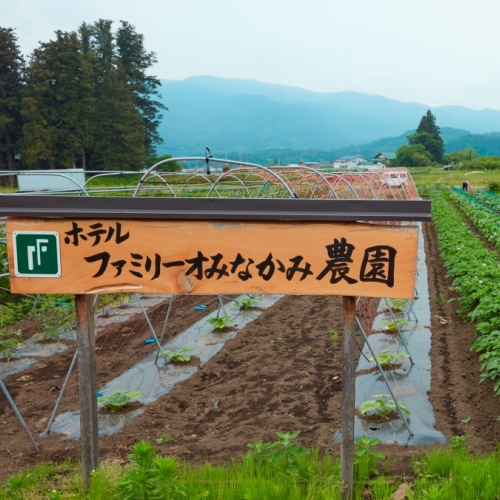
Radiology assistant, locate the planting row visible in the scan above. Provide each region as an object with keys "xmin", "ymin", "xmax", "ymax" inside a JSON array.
[
  {"xmin": 430, "ymin": 188, "xmax": 500, "ymax": 397},
  {"xmin": 473, "ymin": 189, "xmax": 500, "ymax": 213},
  {"xmin": 450, "ymin": 190, "xmax": 500, "ymax": 250}
]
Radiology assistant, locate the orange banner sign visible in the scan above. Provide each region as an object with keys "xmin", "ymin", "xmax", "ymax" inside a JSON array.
[{"xmin": 6, "ymin": 218, "xmax": 419, "ymax": 299}]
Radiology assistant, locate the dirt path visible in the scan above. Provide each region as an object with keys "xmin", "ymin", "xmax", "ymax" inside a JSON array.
[{"xmin": 0, "ymin": 221, "xmax": 499, "ymax": 482}]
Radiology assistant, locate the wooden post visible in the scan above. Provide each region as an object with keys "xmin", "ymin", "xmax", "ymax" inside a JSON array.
[
  {"xmin": 75, "ymin": 294, "xmax": 98, "ymax": 487},
  {"xmin": 341, "ymin": 295, "xmax": 357, "ymax": 499}
]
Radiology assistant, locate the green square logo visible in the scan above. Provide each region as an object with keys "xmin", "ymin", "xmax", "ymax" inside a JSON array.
[{"xmin": 13, "ymin": 231, "xmax": 61, "ymax": 277}]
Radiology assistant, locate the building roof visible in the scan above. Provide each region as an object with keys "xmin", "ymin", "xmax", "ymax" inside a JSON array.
[
  {"xmin": 334, "ymin": 155, "xmax": 367, "ymax": 161},
  {"xmin": 374, "ymin": 152, "xmax": 396, "ymax": 160}
]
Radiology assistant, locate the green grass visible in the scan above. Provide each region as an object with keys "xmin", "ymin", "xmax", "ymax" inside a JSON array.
[
  {"xmin": 409, "ymin": 166, "xmax": 500, "ymax": 194},
  {"xmin": 411, "ymin": 447, "xmax": 500, "ymax": 499},
  {"xmin": 2, "ymin": 441, "xmax": 500, "ymax": 499}
]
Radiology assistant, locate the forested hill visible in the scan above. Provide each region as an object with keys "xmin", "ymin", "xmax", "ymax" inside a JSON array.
[
  {"xmin": 444, "ymin": 132, "xmax": 500, "ymax": 156},
  {"xmin": 333, "ymin": 127, "xmax": 471, "ymax": 159},
  {"xmin": 156, "ymin": 76, "xmax": 500, "ymax": 158}
]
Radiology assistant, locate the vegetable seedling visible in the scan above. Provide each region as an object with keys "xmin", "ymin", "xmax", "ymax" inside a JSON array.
[
  {"xmin": 359, "ymin": 394, "xmax": 410, "ymax": 419},
  {"xmin": 0, "ymin": 329, "xmax": 23, "ymax": 361},
  {"xmin": 245, "ymin": 430, "xmax": 309, "ymax": 474},
  {"xmin": 156, "ymin": 433, "xmax": 174, "ymax": 444},
  {"xmin": 369, "ymin": 349, "xmax": 409, "ymax": 368},
  {"xmin": 354, "ymin": 435, "xmax": 385, "ymax": 476},
  {"xmin": 162, "ymin": 347, "xmax": 194, "ymax": 362},
  {"xmin": 233, "ymin": 297, "xmax": 260, "ymax": 310},
  {"xmin": 329, "ymin": 331, "xmax": 339, "ymax": 341},
  {"xmin": 207, "ymin": 314, "xmax": 233, "ymax": 331},
  {"xmin": 387, "ymin": 299, "xmax": 406, "ymax": 313},
  {"xmin": 97, "ymin": 390, "xmax": 142, "ymax": 411},
  {"xmin": 383, "ymin": 318, "xmax": 409, "ymax": 333}
]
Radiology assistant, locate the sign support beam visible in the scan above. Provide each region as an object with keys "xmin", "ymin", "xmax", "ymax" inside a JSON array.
[
  {"xmin": 341, "ymin": 296, "xmax": 357, "ymax": 499},
  {"xmin": 75, "ymin": 294, "xmax": 98, "ymax": 487}
]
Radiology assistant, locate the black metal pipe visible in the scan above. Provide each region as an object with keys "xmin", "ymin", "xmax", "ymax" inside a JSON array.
[{"xmin": 0, "ymin": 196, "xmax": 431, "ymax": 222}]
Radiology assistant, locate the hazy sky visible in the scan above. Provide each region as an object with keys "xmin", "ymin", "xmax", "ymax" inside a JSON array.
[{"xmin": 4, "ymin": 0, "xmax": 500, "ymax": 110}]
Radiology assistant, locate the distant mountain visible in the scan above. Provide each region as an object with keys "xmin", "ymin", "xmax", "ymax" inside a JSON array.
[
  {"xmin": 444, "ymin": 132, "xmax": 500, "ymax": 156},
  {"xmin": 156, "ymin": 76, "xmax": 500, "ymax": 158}
]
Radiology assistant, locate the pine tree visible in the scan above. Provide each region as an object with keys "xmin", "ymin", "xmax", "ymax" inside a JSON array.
[
  {"xmin": 408, "ymin": 110, "xmax": 444, "ymax": 163},
  {"xmin": 91, "ymin": 64, "xmax": 148, "ymax": 170},
  {"xmin": 116, "ymin": 21, "xmax": 166, "ymax": 155},
  {"xmin": 79, "ymin": 19, "xmax": 162, "ymax": 170},
  {"xmin": 0, "ymin": 27, "xmax": 24, "ymax": 174},
  {"xmin": 20, "ymin": 31, "xmax": 93, "ymax": 169}
]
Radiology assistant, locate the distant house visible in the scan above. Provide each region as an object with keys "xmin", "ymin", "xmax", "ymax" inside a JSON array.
[
  {"xmin": 332, "ymin": 155, "xmax": 367, "ymax": 169},
  {"xmin": 373, "ymin": 152, "xmax": 396, "ymax": 165},
  {"xmin": 358, "ymin": 160, "xmax": 385, "ymax": 171}
]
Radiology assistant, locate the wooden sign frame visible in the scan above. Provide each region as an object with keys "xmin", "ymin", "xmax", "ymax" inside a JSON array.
[{"xmin": 6, "ymin": 218, "xmax": 418, "ymax": 300}]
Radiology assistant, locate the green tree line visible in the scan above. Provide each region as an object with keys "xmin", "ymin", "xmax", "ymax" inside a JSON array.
[{"xmin": 0, "ymin": 21, "xmax": 166, "ymax": 174}]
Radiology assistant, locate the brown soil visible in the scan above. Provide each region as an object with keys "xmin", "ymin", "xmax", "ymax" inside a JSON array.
[{"xmin": 0, "ymin": 222, "xmax": 499, "ymax": 483}]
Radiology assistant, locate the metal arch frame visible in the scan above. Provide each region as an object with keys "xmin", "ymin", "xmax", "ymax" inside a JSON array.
[
  {"xmin": 352, "ymin": 172, "xmax": 378, "ymax": 200},
  {"xmin": 206, "ymin": 161, "xmax": 296, "ymax": 198},
  {"xmin": 132, "ymin": 157, "xmax": 188, "ymax": 197},
  {"xmin": 208, "ymin": 172, "xmax": 254, "ymax": 198},
  {"xmin": 83, "ymin": 172, "xmax": 122, "ymax": 189},
  {"xmin": 270, "ymin": 166, "xmax": 338, "ymax": 199},
  {"xmin": 209, "ymin": 169, "xmax": 289, "ymax": 199},
  {"xmin": 132, "ymin": 157, "xmax": 296, "ymax": 199},
  {"xmin": 135, "ymin": 171, "xmax": 177, "ymax": 198},
  {"xmin": 345, "ymin": 172, "xmax": 379, "ymax": 200},
  {"xmin": 357, "ymin": 171, "xmax": 384, "ymax": 196},
  {"xmin": 323, "ymin": 173, "xmax": 359, "ymax": 199}
]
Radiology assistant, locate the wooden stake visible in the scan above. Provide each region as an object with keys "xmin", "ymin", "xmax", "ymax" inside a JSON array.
[
  {"xmin": 75, "ymin": 294, "xmax": 98, "ymax": 487},
  {"xmin": 341, "ymin": 295, "xmax": 357, "ymax": 500}
]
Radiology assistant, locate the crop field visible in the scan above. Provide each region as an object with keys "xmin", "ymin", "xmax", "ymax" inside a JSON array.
[{"xmin": 0, "ymin": 175, "xmax": 499, "ymax": 498}]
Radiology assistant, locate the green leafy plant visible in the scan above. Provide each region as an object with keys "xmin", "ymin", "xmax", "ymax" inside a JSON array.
[
  {"xmin": 31, "ymin": 296, "xmax": 75, "ymax": 341},
  {"xmin": 329, "ymin": 330, "xmax": 339, "ymax": 341},
  {"xmin": 162, "ymin": 347, "xmax": 194, "ymax": 362},
  {"xmin": 233, "ymin": 297, "xmax": 260, "ymax": 310},
  {"xmin": 156, "ymin": 434, "xmax": 175, "ymax": 445},
  {"xmin": 419, "ymin": 483, "xmax": 450, "ymax": 499},
  {"xmin": 0, "ymin": 328, "xmax": 24, "ymax": 361},
  {"xmin": 449, "ymin": 435, "xmax": 469, "ymax": 454},
  {"xmin": 116, "ymin": 440, "xmax": 186, "ymax": 499},
  {"xmin": 383, "ymin": 318, "xmax": 409, "ymax": 333},
  {"xmin": 369, "ymin": 349, "xmax": 410, "ymax": 368},
  {"xmin": 245, "ymin": 430, "xmax": 309, "ymax": 475},
  {"xmin": 97, "ymin": 390, "xmax": 142, "ymax": 411},
  {"xmin": 354, "ymin": 435, "xmax": 385, "ymax": 477},
  {"xmin": 207, "ymin": 314, "xmax": 233, "ymax": 331},
  {"xmin": 461, "ymin": 416, "xmax": 471, "ymax": 425},
  {"xmin": 431, "ymin": 189, "xmax": 500, "ymax": 397},
  {"xmin": 359, "ymin": 394, "xmax": 410, "ymax": 419},
  {"xmin": 387, "ymin": 299, "xmax": 406, "ymax": 312},
  {"xmin": 97, "ymin": 293, "xmax": 130, "ymax": 309},
  {"xmin": 486, "ymin": 180, "xmax": 500, "ymax": 193}
]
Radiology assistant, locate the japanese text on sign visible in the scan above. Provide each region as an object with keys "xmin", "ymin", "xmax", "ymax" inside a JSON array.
[{"xmin": 7, "ymin": 219, "xmax": 419, "ymax": 298}]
